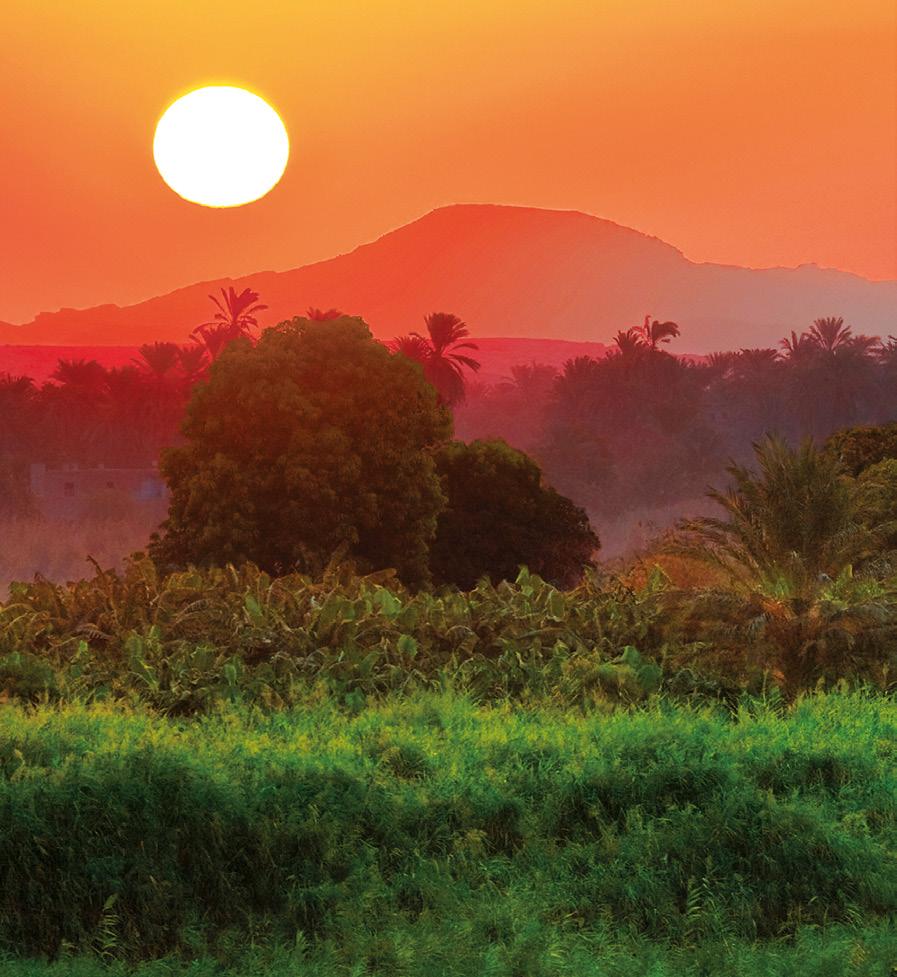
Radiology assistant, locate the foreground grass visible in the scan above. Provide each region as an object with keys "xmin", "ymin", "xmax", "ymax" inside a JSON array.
[
  {"xmin": 0, "ymin": 921, "xmax": 895, "ymax": 976},
  {"xmin": 1, "ymin": 691, "xmax": 896, "ymax": 973}
]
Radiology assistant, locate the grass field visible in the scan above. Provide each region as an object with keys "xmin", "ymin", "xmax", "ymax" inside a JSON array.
[{"xmin": 1, "ymin": 691, "xmax": 895, "ymax": 974}]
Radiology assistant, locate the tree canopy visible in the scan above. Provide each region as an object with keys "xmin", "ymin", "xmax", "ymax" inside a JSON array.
[
  {"xmin": 429, "ymin": 438, "xmax": 599, "ymax": 589},
  {"xmin": 150, "ymin": 316, "xmax": 452, "ymax": 586}
]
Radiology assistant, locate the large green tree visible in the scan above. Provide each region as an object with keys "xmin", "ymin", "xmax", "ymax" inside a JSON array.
[
  {"xmin": 150, "ymin": 316, "xmax": 452, "ymax": 585},
  {"xmin": 429, "ymin": 438, "xmax": 599, "ymax": 589}
]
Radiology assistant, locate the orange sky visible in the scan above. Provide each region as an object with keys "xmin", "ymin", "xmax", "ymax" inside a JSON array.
[{"xmin": 2, "ymin": 0, "xmax": 895, "ymax": 325}]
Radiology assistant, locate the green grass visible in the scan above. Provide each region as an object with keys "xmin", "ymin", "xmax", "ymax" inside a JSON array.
[
  {"xmin": 1, "ymin": 692, "xmax": 896, "ymax": 973},
  {"xmin": 1, "ymin": 922, "xmax": 896, "ymax": 976}
]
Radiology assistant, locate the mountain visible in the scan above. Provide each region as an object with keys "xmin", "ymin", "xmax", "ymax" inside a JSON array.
[{"xmin": 2, "ymin": 205, "xmax": 895, "ymax": 352}]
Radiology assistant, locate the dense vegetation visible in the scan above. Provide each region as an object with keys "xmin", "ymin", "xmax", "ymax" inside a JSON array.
[
  {"xmin": 4, "ymin": 304, "xmax": 897, "ymax": 974},
  {"xmin": 457, "ymin": 317, "xmax": 897, "ymax": 530},
  {"xmin": 5, "ymin": 311, "xmax": 897, "ymax": 550},
  {"xmin": 0, "ymin": 694, "xmax": 895, "ymax": 974}
]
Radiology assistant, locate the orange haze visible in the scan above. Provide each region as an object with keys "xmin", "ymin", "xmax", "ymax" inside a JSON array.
[{"xmin": 2, "ymin": 0, "xmax": 895, "ymax": 325}]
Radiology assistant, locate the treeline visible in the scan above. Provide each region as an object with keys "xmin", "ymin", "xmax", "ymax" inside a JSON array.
[
  {"xmin": 4, "ymin": 312, "xmax": 897, "ymax": 532},
  {"xmin": 456, "ymin": 316, "xmax": 897, "ymax": 518}
]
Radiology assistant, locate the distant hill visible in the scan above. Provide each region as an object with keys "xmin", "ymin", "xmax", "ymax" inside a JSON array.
[{"xmin": 1, "ymin": 204, "xmax": 895, "ymax": 352}]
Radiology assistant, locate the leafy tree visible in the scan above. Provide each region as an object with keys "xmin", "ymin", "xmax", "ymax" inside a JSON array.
[
  {"xmin": 151, "ymin": 316, "xmax": 452, "ymax": 586},
  {"xmin": 825, "ymin": 423, "xmax": 897, "ymax": 476},
  {"xmin": 391, "ymin": 312, "xmax": 480, "ymax": 406},
  {"xmin": 429, "ymin": 439, "xmax": 599, "ymax": 589}
]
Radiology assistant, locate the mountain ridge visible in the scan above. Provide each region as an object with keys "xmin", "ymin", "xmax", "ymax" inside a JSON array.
[{"xmin": 2, "ymin": 204, "xmax": 895, "ymax": 352}]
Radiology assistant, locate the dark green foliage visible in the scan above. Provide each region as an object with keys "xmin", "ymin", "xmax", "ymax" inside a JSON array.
[
  {"xmin": 430, "ymin": 439, "xmax": 599, "ymax": 589},
  {"xmin": 680, "ymin": 435, "xmax": 873, "ymax": 595},
  {"xmin": 825, "ymin": 422, "xmax": 897, "ymax": 476},
  {"xmin": 856, "ymin": 459, "xmax": 897, "ymax": 550},
  {"xmin": 150, "ymin": 317, "xmax": 452, "ymax": 587},
  {"xmin": 674, "ymin": 436, "xmax": 897, "ymax": 695},
  {"xmin": 0, "ymin": 694, "xmax": 896, "ymax": 966}
]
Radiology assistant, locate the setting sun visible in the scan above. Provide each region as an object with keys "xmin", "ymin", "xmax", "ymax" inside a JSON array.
[{"xmin": 153, "ymin": 86, "xmax": 289, "ymax": 208}]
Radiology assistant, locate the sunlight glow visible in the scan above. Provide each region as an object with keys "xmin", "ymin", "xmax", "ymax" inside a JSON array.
[{"xmin": 153, "ymin": 86, "xmax": 289, "ymax": 207}]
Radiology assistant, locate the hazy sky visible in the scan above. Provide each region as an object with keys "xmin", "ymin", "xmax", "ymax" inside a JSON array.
[{"xmin": 3, "ymin": 0, "xmax": 895, "ymax": 324}]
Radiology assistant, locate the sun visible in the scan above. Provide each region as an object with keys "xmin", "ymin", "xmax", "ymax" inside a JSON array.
[{"xmin": 153, "ymin": 86, "xmax": 289, "ymax": 208}]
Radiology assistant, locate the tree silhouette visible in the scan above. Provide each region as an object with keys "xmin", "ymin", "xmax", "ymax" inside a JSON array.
[
  {"xmin": 306, "ymin": 307, "xmax": 343, "ymax": 321},
  {"xmin": 780, "ymin": 330, "xmax": 815, "ymax": 362},
  {"xmin": 50, "ymin": 359, "xmax": 109, "ymax": 398},
  {"xmin": 192, "ymin": 287, "xmax": 267, "ymax": 357},
  {"xmin": 134, "ymin": 342, "xmax": 181, "ymax": 381},
  {"xmin": 612, "ymin": 328, "xmax": 644, "ymax": 360},
  {"xmin": 637, "ymin": 314, "xmax": 680, "ymax": 350},
  {"xmin": 391, "ymin": 312, "xmax": 480, "ymax": 406},
  {"xmin": 805, "ymin": 316, "xmax": 877, "ymax": 359},
  {"xmin": 177, "ymin": 344, "xmax": 210, "ymax": 384}
]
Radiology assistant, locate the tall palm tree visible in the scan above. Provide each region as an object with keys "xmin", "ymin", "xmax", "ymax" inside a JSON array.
[
  {"xmin": 391, "ymin": 312, "xmax": 480, "ymax": 406},
  {"xmin": 192, "ymin": 287, "xmax": 267, "ymax": 357}
]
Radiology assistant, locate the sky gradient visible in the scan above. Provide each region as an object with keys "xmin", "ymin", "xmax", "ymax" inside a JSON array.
[{"xmin": 3, "ymin": 0, "xmax": 895, "ymax": 324}]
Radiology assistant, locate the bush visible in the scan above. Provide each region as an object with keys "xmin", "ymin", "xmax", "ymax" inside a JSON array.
[
  {"xmin": 855, "ymin": 458, "xmax": 897, "ymax": 550},
  {"xmin": 430, "ymin": 439, "xmax": 599, "ymax": 589}
]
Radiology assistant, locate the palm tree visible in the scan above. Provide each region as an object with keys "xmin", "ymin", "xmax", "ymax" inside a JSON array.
[
  {"xmin": 499, "ymin": 362, "xmax": 558, "ymax": 397},
  {"xmin": 306, "ymin": 307, "xmax": 343, "ymax": 321},
  {"xmin": 192, "ymin": 287, "xmax": 267, "ymax": 357},
  {"xmin": 177, "ymin": 344, "xmax": 210, "ymax": 384},
  {"xmin": 391, "ymin": 312, "xmax": 480, "ymax": 406},
  {"xmin": 805, "ymin": 316, "xmax": 877, "ymax": 359},
  {"xmin": 612, "ymin": 328, "xmax": 645, "ymax": 361},
  {"xmin": 705, "ymin": 351, "xmax": 736, "ymax": 374},
  {"xmin": 779, "ymin": 330, "xmax": 815, "ymax": 362},
  {"xmin": 391, "ymin": 334, "xmax": 432, "ymax": 364},
  {"xmin": 637, "ymin": 315, "xmax": 680, "ymax": 350},
  {"xmin": 676, "ymin": 436, "xmax": 890, "ymax": 694},
  {"xmin": 50, "ymin": 359, "xmax": 109, "ymax": 398},
  {"xmin": 134, "ymin": 342, "xmax": 180, "ymax": 380},
  {"xmin": 681, "ymin": 436, "xmax": 872, "ymax": 591}
]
